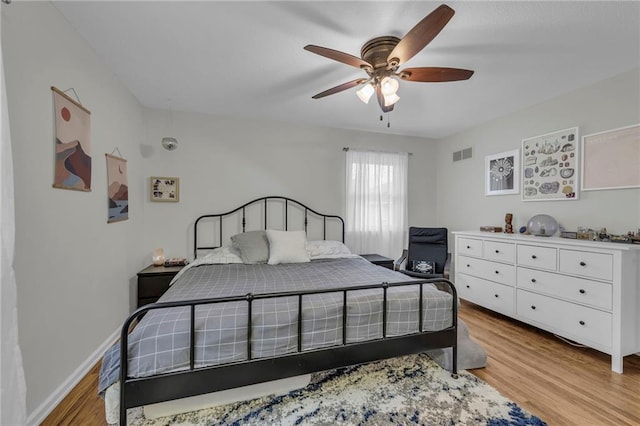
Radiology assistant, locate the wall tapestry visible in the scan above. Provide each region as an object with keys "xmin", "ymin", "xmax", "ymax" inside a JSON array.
[
  {"xmin": 52, "ymin": 86, "xmax": 91, "ymax": 191},
  {"xmin": 521, "ymin": 127, "xmax": 579, "ymax": 201},
  {"xmin": 106, "ymin": 154, "xmax": 128, "ymax": 223},
  {"xmin": 485, "ymin": 149, "xmax": 520, "ymax": 196},
  {"xmin": 150, "ymin": 176, "xmax": 179, "ymax": 202},
  {"xmin": 582, "ymin": 124, "xmax": 640, "ymax": 191}
]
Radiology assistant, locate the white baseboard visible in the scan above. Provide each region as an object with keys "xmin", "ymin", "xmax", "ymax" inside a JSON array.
[{"xmin": 27, "ymin": 327, "xmax": 120, "ymax": 426}]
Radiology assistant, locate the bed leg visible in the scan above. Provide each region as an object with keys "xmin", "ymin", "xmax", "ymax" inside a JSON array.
[{"xmin": 451, "ymin": 336, "xmax": 458, "ymax": 379}]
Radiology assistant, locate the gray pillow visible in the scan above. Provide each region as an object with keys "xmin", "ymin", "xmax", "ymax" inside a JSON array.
[{"xmin": 231, "ymin": 230, "xmax": 269, "ymax": 264}]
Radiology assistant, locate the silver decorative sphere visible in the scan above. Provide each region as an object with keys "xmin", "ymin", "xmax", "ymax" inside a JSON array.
[{"xmin": 527, "ymin": 214, "xmax": 558, "ymax": 237}]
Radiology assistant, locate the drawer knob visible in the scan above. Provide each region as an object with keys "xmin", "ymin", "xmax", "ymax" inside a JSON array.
[
  {"xmin": 531, "ymin": 255, "xmax": 537, "ymax": 259},
  {"xmin": 495, "ymin": 270, "xmax": 499, "ymax": 274},
  {"xmin": 531, "ymin": 278, "xmax": 537, "ymax": 283},
  {"xmin": 466, "ymin": 245, "xmax": 470, "ymax": 249},
  {"xmin": 466, "ymin": 285, "xmax": 470, "ymax": 289},
  {"xmin": 579, "ymin": 289, "xmax": 586, "ymax": 294},
  {"xmin": 494, "ymin": 294, "xmax": 499, "ymax": 298},
  {"xmin": 467, "ymin": 264, "xmax": 470, "ymax": 268},
  {"xmin": 531, "ymin": 305, "xmax": 536, "ymax": 310},
  {"xmin": 495, "ymin": 249, "xmax": 500, "ymax": 254},
  {"xmin": 579, "ymin": 261, "xmax": 586, "ymax": 267},
  {"xmin": 579, "ymin": 320, "xmax": 585, "ymax": 326}
]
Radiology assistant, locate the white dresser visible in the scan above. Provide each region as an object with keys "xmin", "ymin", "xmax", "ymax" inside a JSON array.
[{"xmin": 453, "ymin": 231, "xmax": 640, "ymax": 373}]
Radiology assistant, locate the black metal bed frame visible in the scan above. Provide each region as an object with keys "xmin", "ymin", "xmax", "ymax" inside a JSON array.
[
  {"xmin": 119, "ymin": 197, "xmax": 458, "ymax": 425},
  {"xmin": 194, "ymin": 196, "xmax": 345, "ymax": 259}
]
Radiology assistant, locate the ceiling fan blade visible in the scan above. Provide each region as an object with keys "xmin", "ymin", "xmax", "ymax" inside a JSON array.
[
  {"xmin": 387, "ymin": 4, "xmax": 455, "ymax": 67},
  {"xmin": 400, "ymin": 67, "xmax": 474, "ymax": 82},
  {"xmin": 375, "ymin": 86, "xmax": 395, "ymax": 113},
  {"xmin": 311, "ymin": 78, "xmax": 367, "ymax": 99},
  {"xmin": 304, "ymin": 45, "xmax": 372, "ymax": 70}
]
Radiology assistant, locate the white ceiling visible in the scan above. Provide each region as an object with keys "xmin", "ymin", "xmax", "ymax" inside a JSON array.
[{"xmin": 52, "ymin": 1, "xmax": 640, "ymax": 139}]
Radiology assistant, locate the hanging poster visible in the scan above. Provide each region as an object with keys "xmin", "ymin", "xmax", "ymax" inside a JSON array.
[
  {"xmin": 521, "ymin": 127, "xmax": 579, "ymax": 201},
  {"xmin": 106, "ymin": 154, "xmax": 129, "ymax": 223},
  {"xmin": 52, "ymin": 86, "xmax": 92, "ymax": 191}
]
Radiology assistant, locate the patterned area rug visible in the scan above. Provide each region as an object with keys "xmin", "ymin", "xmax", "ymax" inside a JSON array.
[{"xmin": 128, "ymin": 353, "xmax": 546, "ymax": 425}]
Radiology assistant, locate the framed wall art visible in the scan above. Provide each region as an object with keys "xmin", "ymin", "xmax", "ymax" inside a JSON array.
[
  {"xmin": 581, "ymin": 124, "xmax": 639, "ymax": 191},
  {"xmin": 52, "ymin": 86, "xmax": 92, "ymax": 191},
  {"xmin": 106, "ymin": 153, "xmax": 128, "ymax": 223},
  {"xmin": 521, "ymin": 127, "xmax": 579, "ymax": 201},
  {"xmin": 150, "ymin": 176, "xmax": 179, "ymax": 202},
  {"xmin": 485, "ymin": 149, "xmax": 520, "ymax": 196}
]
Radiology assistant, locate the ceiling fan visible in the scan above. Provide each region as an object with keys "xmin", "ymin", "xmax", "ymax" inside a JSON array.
[{"xmin": 304, "ymin": 4, "xmax": 474, "ymax": 113}]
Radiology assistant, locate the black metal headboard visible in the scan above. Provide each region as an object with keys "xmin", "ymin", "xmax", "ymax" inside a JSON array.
[{"xmin": 194, "ymin": 196, "xmax": 345, "ymax": 259}]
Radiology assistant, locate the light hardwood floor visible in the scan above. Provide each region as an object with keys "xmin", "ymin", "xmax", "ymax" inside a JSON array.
[{"xmin": 43, "ymin": 300, "xmax": 640, "ymax": 425}]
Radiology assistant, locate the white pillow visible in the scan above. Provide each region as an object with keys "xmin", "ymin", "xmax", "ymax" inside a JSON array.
[
  {"xmin": 170, "ymin": 246, "xmax": 243, "ymax": 286},
  {"xmin": 266, "ymin": 230, "xmax": 310, "ymax": 265},
  {"xmin": 306, "ymin": 240, "xmax": 352, "ymax": 259},
  {"xmin": 200, "ymin": 246, "xmax": 243, "ymax": 264}
]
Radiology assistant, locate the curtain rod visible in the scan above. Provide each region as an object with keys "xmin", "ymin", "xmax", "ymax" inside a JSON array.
[{"xmin": 342, "ymin": 147, "xmax": 413, "ymax": 156}]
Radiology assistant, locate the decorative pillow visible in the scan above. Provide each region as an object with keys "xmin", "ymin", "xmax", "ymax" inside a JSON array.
[
  {"xmin": 266, "ymin": 230, "xmax": 310, "ymax": 265},
  {"xmin": 306, "ymin": 240, "xmax": 353, "ymax": 259},
  {"xmin": 231, "ymin": 230, "xmax": 269, "ymax": 264},
  {"xmin": 200, "ymin": 246, "xmax": 243, "ymax": 264},
  {"xmin": 411, "ymin": 260, "xmax": 435, "ymax": 274}
]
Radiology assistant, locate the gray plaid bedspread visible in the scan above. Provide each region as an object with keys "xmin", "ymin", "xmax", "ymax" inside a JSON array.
[{"xmin": 98, "ymin": 257, "xmax": 453, "ymax": 395}]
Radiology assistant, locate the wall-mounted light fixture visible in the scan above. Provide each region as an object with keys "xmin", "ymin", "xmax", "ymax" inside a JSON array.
[{"xmin": 162, "ymin": 99, "xmax": 178, "ymax": 151}]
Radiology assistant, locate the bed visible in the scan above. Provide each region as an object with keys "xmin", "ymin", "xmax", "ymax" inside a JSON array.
[{"xmin": 99, "ymin": 196, "xmax": 458, "ymax": 425}]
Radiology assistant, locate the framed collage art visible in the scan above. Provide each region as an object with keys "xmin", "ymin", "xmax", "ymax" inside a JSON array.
[
  {"xmin": 150, "ymin": 176, "xmax": 180, "ymax": 202},
  {"xmin": 521, "ymin": 127, "xmax": 579, "ymax": 201}
]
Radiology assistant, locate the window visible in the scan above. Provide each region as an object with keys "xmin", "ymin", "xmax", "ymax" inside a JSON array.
[{"xmin": 345, "ymin": 150, "xmax": 408, "ymax": 258}]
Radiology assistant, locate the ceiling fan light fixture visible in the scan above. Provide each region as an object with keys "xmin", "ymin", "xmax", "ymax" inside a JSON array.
[
  {"xmin": 380, "ymin": 76, "xmax": 399, "ymax": 96},
  {"xmin": 383, "ymin": 92, "xmax": 400, "ymax": 107},
  {"xmin": 356, "ymin": 83, "xmax": 375, "ymax": 104}
]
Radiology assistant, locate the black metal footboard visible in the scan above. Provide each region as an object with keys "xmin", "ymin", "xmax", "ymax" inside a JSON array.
[{"xmin": 119, "ymin": 278, "xmax": 457, "ymax": 425}]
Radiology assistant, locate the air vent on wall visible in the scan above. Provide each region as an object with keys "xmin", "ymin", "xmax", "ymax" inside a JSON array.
[{"xmin": 453, "ymin": 147, "xmax": 472, "ymax": 162}]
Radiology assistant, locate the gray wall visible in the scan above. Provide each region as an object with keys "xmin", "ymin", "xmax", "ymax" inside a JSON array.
[
  {"xmin": 435, "ymin": 68, "xmax": 640, "ymax": 239},
  {"xmin": 2, "ymin": 2, "xmax": 147, "ymax": 419},
  {"xmin": 140, "ymin": 109, "xmax": 439, "ymax": 260}
]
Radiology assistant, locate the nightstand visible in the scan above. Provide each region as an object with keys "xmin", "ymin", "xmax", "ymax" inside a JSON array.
[
  {"xmin": 137, "ymin": 264, "xmax": 184, "ymax": 308},
  {"xmin": 360, "ymin": 253, "xmax": 394, "ymax": 270}
]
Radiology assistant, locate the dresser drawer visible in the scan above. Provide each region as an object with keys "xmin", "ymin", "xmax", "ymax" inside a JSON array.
[
  {"xmin": 458, "ymin": 255, "xmax": 515, "ymax": 286},
  {"xmin": 517, "ymin": 290, "xmax": 611, "ymax": 348},
  {"xmin": 559, "ymin": 249, "xmax": 613, "ymax": 281},
  {"xmin": 458, "ymin": 237, "xmax": 483, "ymax": 257},
  {"xmin": 484, "ymin": 241, "xmax": 515, "ymax": 263},
  {"xmin": 517, "ymin": 267, "xmax": 612, "ymax": 310},
  {"xmin": 517, "ymin": 244, "xmax": 557, "ymax": 270},
  {"xmin": 457, "ymin": 274, "xmax": 514, "ymax": 315}
]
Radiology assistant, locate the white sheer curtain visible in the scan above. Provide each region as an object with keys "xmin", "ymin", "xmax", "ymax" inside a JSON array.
[
  {"xmin": 1, "ymin": 35, "xmax": 27, "ymax": 425},
  {"xmin": 345, "ymin": 149, "xmax": 408, "ymax": 259}
]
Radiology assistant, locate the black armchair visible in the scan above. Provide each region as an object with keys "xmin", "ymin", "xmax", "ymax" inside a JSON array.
[{"xmin": 394, "ymin": 227, "xmax": 451, "ymax": 280}]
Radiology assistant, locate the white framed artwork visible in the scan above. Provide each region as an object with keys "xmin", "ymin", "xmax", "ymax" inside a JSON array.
[
  {"xmin": 581, "ymin": 124, "xmax": 639, "ymax": 191},
  {"xmin": 485, "ymin": 149, "xmax": 520, "ymax": 196},
  {"xmin": 521, "ymin": 127, "xmax": 579, "ymax": 201}
]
